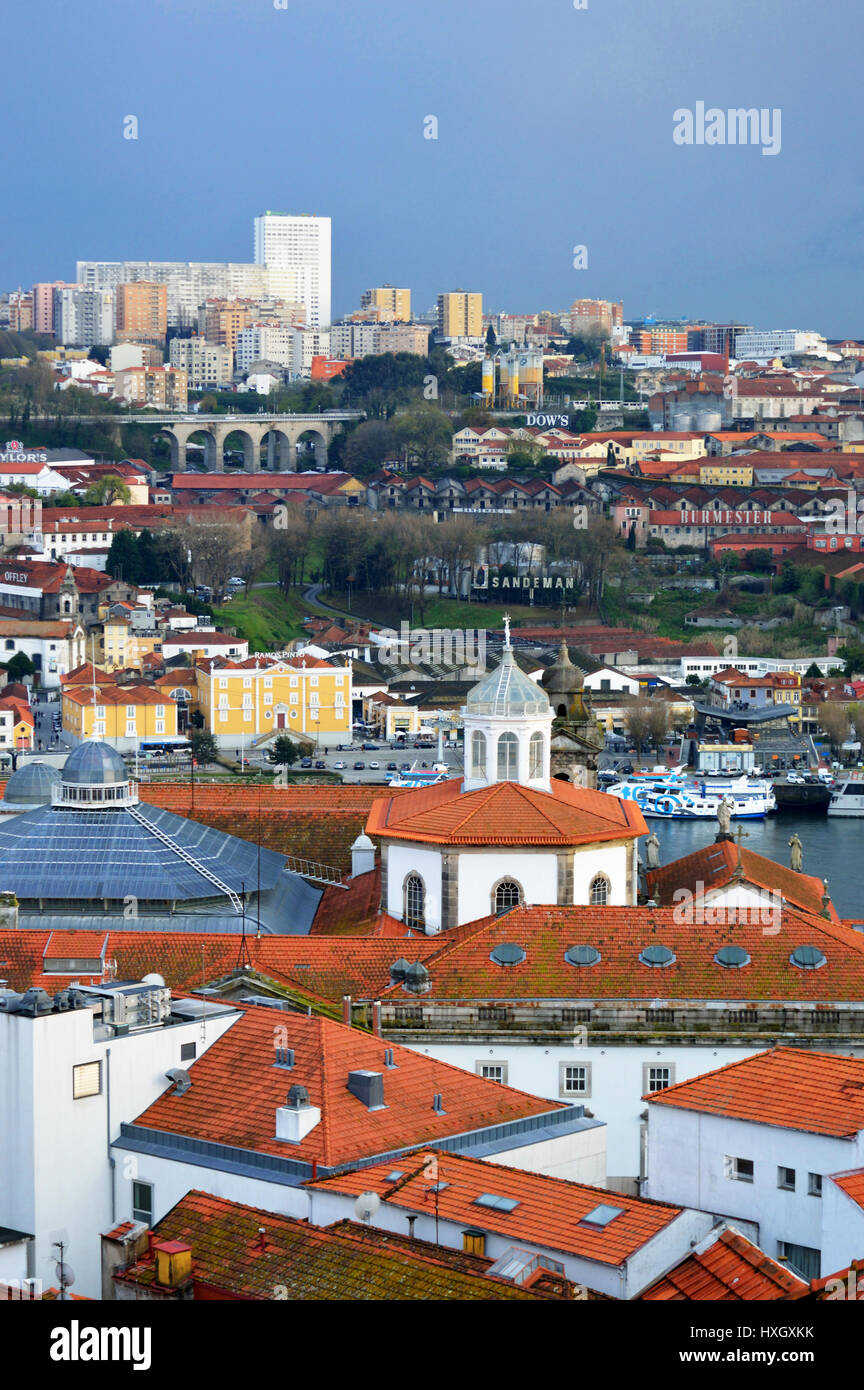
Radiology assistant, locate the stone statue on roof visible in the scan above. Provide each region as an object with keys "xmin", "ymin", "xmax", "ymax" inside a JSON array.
[
  {"xmin": 716, "ymin": 795, "xmax": 734, "ymax": 837},
  {"xmin": 788, "ymin": 832, "xmax": 803, "ymax": 873},
  {"xmin": 645, "ymin": 831, "xmax": 661, "ymax": 871}
]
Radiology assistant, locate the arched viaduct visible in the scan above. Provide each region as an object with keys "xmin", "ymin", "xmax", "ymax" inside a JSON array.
[{"xmin": 155, "ymin": 412, "xmax": 361, "ymax": 472}]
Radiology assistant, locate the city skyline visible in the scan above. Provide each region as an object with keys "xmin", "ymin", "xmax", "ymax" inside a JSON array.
[{"xmin": 4, "ymin": 0, "xmax": 861, "ymax": 333}]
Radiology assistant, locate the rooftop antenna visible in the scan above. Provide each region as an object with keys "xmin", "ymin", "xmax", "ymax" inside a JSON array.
[{"xmin": 236, "ymin": 879, "xmax": 252, "ymax": 969}]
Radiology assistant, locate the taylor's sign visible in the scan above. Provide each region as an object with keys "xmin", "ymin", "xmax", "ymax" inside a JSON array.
[{"xmin": 1, "ymin": 440, "xmax": 46, "ymax": 464}]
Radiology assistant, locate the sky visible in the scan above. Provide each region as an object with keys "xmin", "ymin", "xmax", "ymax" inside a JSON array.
[{"xmin": 5, "ymin": 0, "xmax": 862, "ymax": 334}]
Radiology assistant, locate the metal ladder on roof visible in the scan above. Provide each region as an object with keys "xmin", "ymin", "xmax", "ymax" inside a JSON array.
[
  {"xmin": 126, "ymin": 805, "xmax": 243, "ymax": 915},
  {"xmin": 283, "ymin": 856, "xmax": 349, "ymax": 888},
  {"xmin": 492, "ymin": 660, "xmax": 513, "ymax": 716}
]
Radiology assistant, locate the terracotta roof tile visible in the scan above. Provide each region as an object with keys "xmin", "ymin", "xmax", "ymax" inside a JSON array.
[
  {"xmin": 131, "ymin": 1007, "xmax": 563, "ymax": 1167},
  {"xmin": 640, "ymin": 1226, "xmax": 808, "ymax": 1300},
  {"xmin": 113, "ymin": 1190, "xmax": 560, "ymax": 1300},
  {"xmin": 307, "ymin": 1149, "xmax": 683, "ymax": 1269},
  {"xmin": 647, "ymin": 843, "xmax": 838, "ymax": 923},
  {"xmin": 647, "ymin": 1047, "xmax": 864, "ymax": 1137}
]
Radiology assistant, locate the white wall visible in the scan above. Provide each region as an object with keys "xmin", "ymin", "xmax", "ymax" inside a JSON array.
[
  {"xmin": 0, "ymin": 1004, "xmax": 237, "ymax": 1300},
  {"xmin": 571, "ymin": 843, "xmax": 629, "ymax": 906},
  {"xmin": 110, "ymin": 1149, "xmax": 309, "ymax": 1233},
  {"xmin": 822, "ymin": 1178, "xmax": 864, "ymax": 1279},
  {"xmin": 387, "ymin": 845, "xmax": 443, "ymax": 932},
  {"xmin": 493, "ymin": 1126, "xmax": 606, "ymax": 1186},
  {"xmin": 457, "ymin": 851, "xmax": 558, "ymax": 925},
  {"xmin": 645, "ymin": 1104, "xmax": 864, "ymax": 1276}
]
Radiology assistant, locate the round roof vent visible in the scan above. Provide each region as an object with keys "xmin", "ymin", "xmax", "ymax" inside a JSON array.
[
  {"xmin": 388, "ymin": 957, "xmax": 411, "ymax": 982},
  {"xmin": 565, "ymin": 945, "xmax": 601, "ymax": 967},
  {"xmin": 714, "ymin": 945, "xmax": 751, "ymax": 969},
  {"xmin": 402, "ymin": 961, "xmax": 430, "ymax": 993},
  {"xmin": 2, "ymin": 761, "xmax": 61, "ymax": 807},
  {"xmin": 639, "ymin": 944, "xmax": 676, "ymax": 968},
  {"xmin": 790, "ymin": 945, "xmax": 827, "ymax": 971},
  {"xmin": 490, "ymin": 943, "xmax": 526, "ymax": 967}
]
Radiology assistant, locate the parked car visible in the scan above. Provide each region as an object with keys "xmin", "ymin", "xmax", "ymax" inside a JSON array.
[
  {"xmin": 400, "ymin": 762, "xmax": 411, "ymax": 771},
  {"xmin": 361, "ymin": 743, "xmax": 380, "ymax": 751},
  {"xmin": 314, "ymin": 760, "xmax": 326, "ymax": 769},
  {"xmin": 353, "ymin": 761, "xmax": 365, "ymax": 770},
  {"xmin": 369, "ymin": 761, "xmax": 380, "ymax": 770},
  {"xmin": 386, "ymin": 762, "xmax": 398, "ymax": 771},
  {"xmin": 300, "ymin": 758, "xmax": 313, "ymax": 768},
  {"xmin": 786, "ymin": 772, "xmax": 805, "ymax": 784},
  {"xmin": 333, "ymin": 760, "xmax": 346, "ymax": 770}
]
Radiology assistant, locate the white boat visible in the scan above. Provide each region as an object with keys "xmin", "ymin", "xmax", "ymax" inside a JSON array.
[
  {"xmin": 827, "ymin": 779, "xmax": 864, "ymax": 817},
  {"xmin": 605, "ymin": 773, "xmax": 775, "ymax": 819},
  {"xmin": 387, "ymin": 762, "xmax": 450, "ymax": 789}
]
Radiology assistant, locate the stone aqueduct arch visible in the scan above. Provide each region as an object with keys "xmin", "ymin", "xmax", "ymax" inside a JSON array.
[{"xmin": 158, "ymin": 417, "xmax": 340, "ymax": 472}]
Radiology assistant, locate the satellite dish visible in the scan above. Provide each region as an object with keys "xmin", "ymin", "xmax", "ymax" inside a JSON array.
[
  {"xmin": 353, "ymin": 1191, "xmax": 381, "ymax": 1224},
  {"xmin": 55, "ymin": 1262, "xmax": 76, "ymax": 1288},
  {"xmin": 142, "ymin": 973, "xmax": 166, "ymax": 987}
]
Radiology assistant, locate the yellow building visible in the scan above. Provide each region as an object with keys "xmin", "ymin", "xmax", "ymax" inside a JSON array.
[
  {"xmin": 99, "ymin": 616, "xmax": 162, "ymax": 673},
  {"xmin": 363, "ymin": 693, "xmax": 422, "ymax": 740},
  {"xmin": 62, "ymin": 680, "xmax": 179, "ymax": 749},
  {"xmin": 196, "ymin": 656, "xmax": 352, "ymax": 749},
  {"xmin": 699, "ymin": 462, "xmax": 755, "ymax": 487},
  {"xmin": 437, "ymin": 291, "xmax": 482, "ymax": 339},
  {"xmin": 361, "ymin": 286, "xmax": 411, "ymax": 322},
  {"xmin": 631, "ymin": 435, "xmax": 707, "ymax": 460}
]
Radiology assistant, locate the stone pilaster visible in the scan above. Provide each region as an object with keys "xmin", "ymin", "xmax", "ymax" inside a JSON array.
[
  {"xmin": 441, "ymin": 851, "xmax": 459, "ymax": 931},
  {"xmin": 557, "ymin": 851, "xmax": 574, "ymax": 906}
]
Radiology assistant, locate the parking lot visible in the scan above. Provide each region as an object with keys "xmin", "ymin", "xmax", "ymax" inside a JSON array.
[{"xmin": 291, "ymin": 740, "xmax": 464, "ymax": 784}]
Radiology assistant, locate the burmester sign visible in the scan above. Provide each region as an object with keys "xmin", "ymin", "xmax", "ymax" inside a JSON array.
[{"xmin": 0, "ymin": 440, "xmax": 47, "ymax": 464}]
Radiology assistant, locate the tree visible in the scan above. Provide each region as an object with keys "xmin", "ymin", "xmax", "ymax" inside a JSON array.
[
  {"xmin": 343, "ymin": 419, "xmax": 398, "ymax": 475},
  {"xmin": 391, "ymin": 405, "xmax": 453, "ymax": 470},
  {"xmin": 848, "ymin": 702, "xmax": 864, "ymax": 749},
  {"xmin": 817, "ymin": 702, "xmax": 850, "ymax": 754},
  {"xmin": 269, "ymin": 734, "xmax": 300, "ymax": 766},
  {"xmin": 190, "ymin": 730, "xmax": 218, "ymax": 765},
  {"xmin": 805, "ymin": 662, "xmax": 823, "ymax": 678},
  {"xmin": 84, "ymin": 475, "xmax": 132, "ymax": 506},
  {"xmin": 4, "ymin": 651, "xmax": 35, "ymax": 682},
  {"xmin": 485, "ymin": 324, "xmax": 497, "ymax": 352},
  {"xmin": 624, "ymin": 701, "xmax": 653, "ymax": 756},
  {"xmin": 836, "ymin": 642, "xmax": 864, "ymax": 678},
  {"xmin": 776, "ymin": 560, "xmax": 800, "ymax": 594},
  {"xmin": 686, "ymin": 673, "xmax": 705, "ymax": 687},
  {"xmin": 645, "ymin": 700, "xmax": 670, "ymax": 755}
]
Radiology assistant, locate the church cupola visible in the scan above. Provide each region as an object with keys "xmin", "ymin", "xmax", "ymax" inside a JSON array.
[{"xmin": 461, "ymin": 616, "xmax": 553, "ymax": 793}]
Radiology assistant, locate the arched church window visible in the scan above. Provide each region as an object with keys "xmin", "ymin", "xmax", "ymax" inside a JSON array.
[
  {"xmin": 529, "ymin": 731, "xmax": 544, "ymax": 778},
  {"xmin": 471, "ymin": 729, "xmax": 486, "ymax": 775},
  {"xmin": 497, "ymin": 731, "xmax": 518, "ymax": 781},
  {"xmin": 404, "ymin": 873, "xmax": 425, "ymax": 930},
  {"xmin": 494, "ymin": 879, "xmax": 523, "ymax": 913},
  {"xmin": 589, "ymin": 874, "xmax": 610, "ymax": 906}
]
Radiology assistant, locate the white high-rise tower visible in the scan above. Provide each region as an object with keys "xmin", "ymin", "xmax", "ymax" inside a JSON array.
[{"xmin": 253, "ymin": 212, "xmax": 331, "ymax": 328}]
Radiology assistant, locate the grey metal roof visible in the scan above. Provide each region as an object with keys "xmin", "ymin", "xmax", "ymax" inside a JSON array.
[
  {"xmin": 62, "ymin": 741, "xmax": 128, "ymax": 785},
  {"xmin": 0, "ymin": 801, "xmax": 287, "ymax": 904}
]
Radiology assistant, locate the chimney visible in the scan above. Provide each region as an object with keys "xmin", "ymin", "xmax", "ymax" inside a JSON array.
[
  {"xmin": 342, "ymin": 994, "xmax": 352, "ymax": 1026},
  {"xmin": 275, "ymin": 1085, "xmax": 321, "ymax": 1143},
  {"xmin": 153, "ymin": 1240, "xmax": 192, "ymax": 1289},
  {"xmin": 350, "ymin": 834, "xmax": 376, "ymax": 879},
  {"xmin": 432, "ymin": 1092, "xmax": 445, "ymax": 1115},
  {"xmin": 372, "ymin": 1001, "xmax": 382, "ymax": 1037},
  {"xmin": 347, "ymin": 1070, "xmax": 386, "ymax": 1110}
]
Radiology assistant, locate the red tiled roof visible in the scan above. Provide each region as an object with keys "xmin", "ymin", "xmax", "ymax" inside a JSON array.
[
  {"xmin": 112, "ymin": 1190, "xmax": 559, "ymax": 1300},
  {"xmin": 647, "ymin": 1047, "xmax": 864, "ymax": 1137},
  {"xmin": 311, "ymin": 867, "xmax": 382, "ymax": 936},
  {"xmin": 366, "ymin": 778, "xmax": 647, "ymax": 846},
  {"xmin": 307, "ymin": 1149, "xmax": 683, "ymax": 1269},
  {"xmin": 646, "ymin": 842, "xmax": 838, "ymax": 922},
  {"xmin": 828, "ymin": 1169, "xmax": 864, "ymax": 1213},
  {"xmin": 640, "ymin": 1226, "xmax": 808, "ymax": 1301},
  {"xmin": 132, "ymin": 1007, "xmax": 562, "ymax": 1167}
]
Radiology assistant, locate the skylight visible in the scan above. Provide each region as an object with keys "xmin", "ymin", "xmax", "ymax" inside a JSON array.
[
  {"xmin": 565, "ymin": 945, "xmax": 601, "ymax": 967},
  {"xmin": 790, "ymin": 945, "xmax": 827, "ymax": 970},
  {"xmin": 473, "ymin": 1193, "xmax": 520, "ymax": 1213},
  {"xmin": 639, "ymin": 944, "xmax": 676, "ymax": 968},
  {"xmin": 714, "ymin": 945, "xmax": 751, "ymax": 969},
  {"xmin": 386, "ymin": 1170, "xmax": 404, "ymax": 1181},
  {"xmin": 580, "ymin": 1203, "xmax": 624, "ymax": 1229},
  {"xmin": 490, "ymin": 943, "xmax": 526, "ymax": 967}
]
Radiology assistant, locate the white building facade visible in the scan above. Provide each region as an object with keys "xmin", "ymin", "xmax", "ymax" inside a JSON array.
[{"xmin": 253, "ymin": 213, "xmax": 332, "ymax": 328}]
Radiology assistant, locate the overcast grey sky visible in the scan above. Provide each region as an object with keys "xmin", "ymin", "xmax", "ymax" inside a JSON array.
[{"xmin": 5, "ymin": 0, "xmax": 861, "ymax": 332}]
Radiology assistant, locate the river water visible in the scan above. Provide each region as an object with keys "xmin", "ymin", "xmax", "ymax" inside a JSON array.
[{"xmin": 649, "ymin": 813, "xmax": 864, "ymax": 921}]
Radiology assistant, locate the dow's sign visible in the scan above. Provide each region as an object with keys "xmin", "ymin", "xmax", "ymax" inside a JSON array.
[{"xmin": 525, "ymin": 413, "xmax": 574, "ymax": 430}]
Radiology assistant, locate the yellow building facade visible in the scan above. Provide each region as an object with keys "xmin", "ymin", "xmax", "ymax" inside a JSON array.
[
  {"xmin": 197, "ymin": 657, "xmax": 352, "ymax": 748},
  {"xmin": 62, "ymin": 684, "xmax": 179, "ymax": 748},
  {"xmin": 699, "ymin": 462, "xmax": 755, "ymax": 487},
  {"xmin": 438, "ymin": 291, "xmax": 482, "ymax": 339}
]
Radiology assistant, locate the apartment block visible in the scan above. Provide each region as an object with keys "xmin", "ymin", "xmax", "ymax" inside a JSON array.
[
  {"xmin": 53, "ymin": 287, "xmax": 115, "ymax": 347},
  {"xmin": 114, "ymin": 282, "xmax": 167, "ymax": 345},
  {"xmin": 113, "ymin": 365, "xmax": 188, "ymax": 409},
  {"xmin": 168, "ymin": 336, "xmax": 233, "ymax": 390},
  {"xmin": 437, "ymin": 291, "xmax": 483, "ymax": 339},
  {"xmin": 361, "ymin": 285, "xmax": 411, "ymax": 321},
  {"xmin": 253, "ymin": 212, "xmax": 332, "ymax": 327},
  {"xmin": 569, "ymin": 299, "xmax": 624, "ymax": 335}
]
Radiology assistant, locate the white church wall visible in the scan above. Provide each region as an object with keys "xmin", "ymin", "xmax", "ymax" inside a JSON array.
[
  {"xmin": 386, "ymin": 845, "xmax": 443, "ymax": 932},
  {"xmin": 457, "ymin": 851, "xmax": 558, "ymax": 924},
  {"xmin": 572, "ymin": 843, "xmax": 629, "ymax": 905}
]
